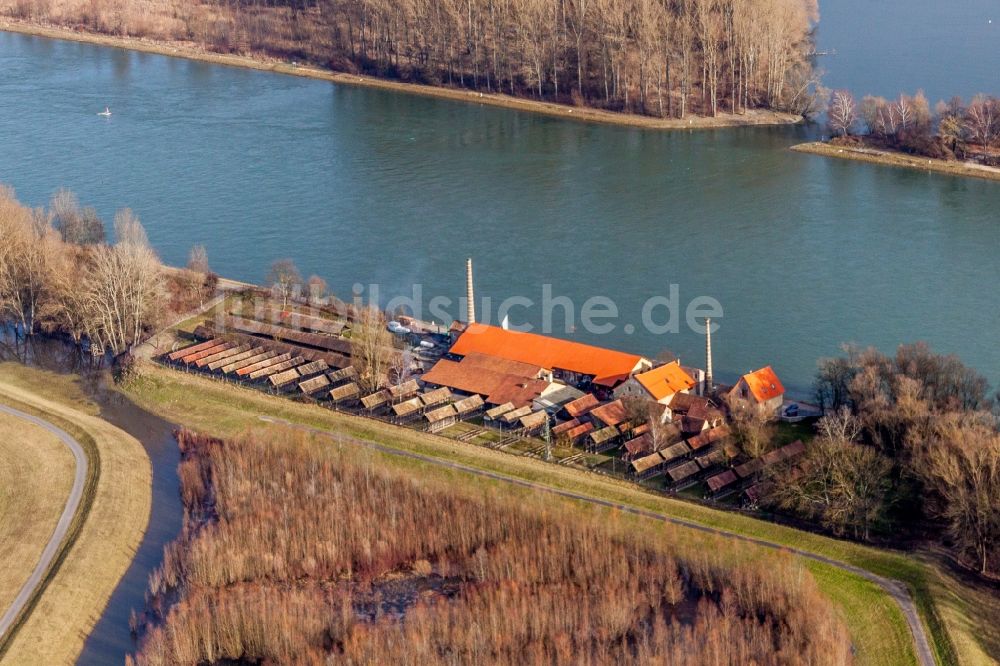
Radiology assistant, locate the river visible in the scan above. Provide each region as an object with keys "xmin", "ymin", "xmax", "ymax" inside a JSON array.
[
  {"xmin": 0, "ymin": 9, "xmax": 998, "ymax": 662},
  {"xmin": 1, "ymin": 29, "xmax": 998, "ymax": 396}
]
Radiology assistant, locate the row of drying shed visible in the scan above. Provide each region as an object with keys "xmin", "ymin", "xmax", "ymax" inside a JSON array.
[
  {"xmin": 164, "ymin": 339, "xmax": 489, "ymax": 432},
  {"xmin": 703, "ymin": 438, "xmax": 807, "ymax": 497}
]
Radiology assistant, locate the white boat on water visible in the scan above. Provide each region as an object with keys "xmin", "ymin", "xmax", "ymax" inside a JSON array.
[{"xmin": 97, "ymin": 107, "xmax": 112, "ymax": 116}]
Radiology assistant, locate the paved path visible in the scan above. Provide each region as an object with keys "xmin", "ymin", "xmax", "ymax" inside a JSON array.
[
  {"xmin": 0, "ymin": 404, "xmax": 88, "ymax": 642},
  {"xmin": 260, "ymin": 415, "xmax": 936, "ymax": 666}
]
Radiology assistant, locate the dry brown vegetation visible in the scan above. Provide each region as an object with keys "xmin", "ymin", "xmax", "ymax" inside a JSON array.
[
  {"xmin": 130, "ymin": 428, "xmax": 852, "ymax": 665},
  {"xmin": 3, "ymin": 0, "xmax": 819, "ymax": 119}
]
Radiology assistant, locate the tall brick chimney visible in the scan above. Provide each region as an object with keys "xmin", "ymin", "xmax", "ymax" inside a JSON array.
[
  {"xmin": 466, "ymin": 258, "xmax": 476, "ymax": 324},
  {"xmin": 705, "ymin": 317, "xmax": 714, "ymax": 394}
]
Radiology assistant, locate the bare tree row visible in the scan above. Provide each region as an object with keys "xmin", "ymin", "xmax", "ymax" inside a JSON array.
[
  {"xmin": 324, "ymin": 0, "xmax": 819, "ymax": 117},
  {"xmin": 799, "ymin": 343, "xmax": 1000, "ymax": 575},
  {"xmin": 827, "ymin": 90, "xmax": 1000, "ymax": 164},
  {"xmin": 0, "ymin": 185, "xmax": 179, "ymax": 357},
  {"xmin": 2, "ymin": 0, "xmax": 819, "ymax": 119}
]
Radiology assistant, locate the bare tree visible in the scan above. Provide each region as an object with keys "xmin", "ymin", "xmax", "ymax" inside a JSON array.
[
  {"xmin": 768, "ymin": 410, "xmax": 892, "ymax": 540},
  {"xmin": 267, "ymin": 259, "xmax": 303, "ymax": 310},
  {"xmin": 910, "ymin": 415, "xmax": 1000, "ymax": 575},
  {"xmin": 38, "ymin": 243, "xmax": 92, "ymax": 344},
  {"xmin": 0, "ymin": 188, "xmax": 57, "ymax": 336},
  {"xmin": 50, "ymin": 188, "xmax": 105, "ymax": 245},
  {"xmin": 82, "ymin": 210, "xmax": 163, "ymax": 355},
  {"xmin": 964, "ymin": 95, "xmax": 999, "ymax": 149},
  {"xmin": 827, "ymin": 89, "xmax": 856, "ymax": 136},
  {"xmin": 187, "ymin": 244, "xmax": 210, "ymax": 275},
  {"xmin": 307, "ymin": 275, "xmax": 328, "ymax": 305},
  {"xmin": 725, "ymin": 393, "xmax": 775, "ymax": 458},
  {"xmin": 350, "ymin": 307, "xmax": 400, "ymax": 392}
]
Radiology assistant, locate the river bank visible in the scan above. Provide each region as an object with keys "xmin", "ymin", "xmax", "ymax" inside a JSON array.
[
  {"xmin": 0, "ymin": 18, "xmax": 803, "ymax": 132},
  {"xmin": 791, "ymin": 141, "xmax": 1000, "ymax": 183}
]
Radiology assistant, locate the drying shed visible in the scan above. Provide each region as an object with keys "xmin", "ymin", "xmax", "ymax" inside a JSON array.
[
  {"xmin": 519, "ymin": 410, "xmax": 548, "ymax": 433},
  {"xmin": 485, "ymin": 402, "xmax": 516, "ymax": 421},
  {"xmin": 706, "ymin": 470, "xmax": 739, "ymax": 493},
  {"xmin": 167, "ymin": 338, "xmax": 220, "ymax": 361},
  {"xmin": 361, "ymin": 390, "xmax": 391, "ymax": 411},
  {"xmin": 623, "ymin": 434, "xmax": 653, "ymax": 459},
  {"xmin": 269, "ymin": 368, "xmax": 301, "ymax": 388},
  {"xmin": 686, "ymin": 425, "xmax": 730, "ymax": 451},
  {"xmin": 659, "ymin": 441, "xmax": 692, "ymax": 463},
  {"xmin": 330, "ymin": 382, "xmax": 361, "ymax": 404},
  {"xmin": 734, "ymin": 458, "xmax": 765, "ymax": 479},
  {"xmin": 327, "ymin": 365, "xmax": 358, "ymax": 385},
  {"xmin": 420, "ymin": 387, "xmax": 453, "ymax": 408},
  {"xmin": 182, "ymin": 342, "xmax": 232, "ymax": 365},
  {"xmin": 453, "ymin": 394, "xmax": 485, "ymax": 416},
  {"xmin": 222, "ymin": 349, "xmax": 276, "ymax": 374},
  {"xmin": 425, "ymin": 405, "xmax": 458, "ymax": 432},
  {"xmin": 298, "ymin": 374, "xmax": 331, "ymax": 395},
  {"xmin": 590, "ymin": 400, "xmax": 628, "ymax": 428},
  {"xmin": 588, "ymin": 426, "xmax": 619, "ymax": 452},
  {"xmin": 565, "ymin": 422, "xmax": 595, "ymax": 442},
  {"xmin": 631, "ymin": 452, "xmax": 667, "ymax": 479},
  {"xmin": 392, "ymin": 397, "xmax": 424, "ymax": 420},
  {"xmin": 667, "ymin": 460, "xmax": 701, "ymax": 484},
  {"xmin": 552, "ymin": 418, "xmax": 581, "ymax": 436},
  {"xmin": 223, "ymin": 315, "xmax": 352, "ymax": 356},
  {"xmin": 249, "ymin": 356, "xmax": 304, "ymax": 380},
  {"xmin": 195, "ymin": 344, "xmax": 251, "ymax": 368},
  {"xmin": 501, "ymin": 405, "xmax": 533, "ymax": 425},
  {"xmin": 564, "ymin": 393, "xmax": 600, "ymax": 418},
  {"xmin": 296, "ymin": 359, "xmax": 330, "ymax": 377},
  {"xmin": 389, "ymin": 379, "xmax": 420, "ymax": 401},
  {"xmin": 696, "ymin": 449, "xmax": 726, "ymax": 469}
]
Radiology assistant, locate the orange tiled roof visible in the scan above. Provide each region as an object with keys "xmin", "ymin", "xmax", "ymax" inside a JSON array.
[
  {"xmin": 565, "ymin": 422, "xmax": 595, "ymax": 440},
  {"xmin": 590, "ymin": 399, "xmax": 628, "ymax": 427},
  {"xmin": 740, "ymin": 366, "xmax": 785, "ymax": 403},
  {"xmin": 634, "ymin": 361, "xmax": 697, "ymax": 401},
  {"xmin": 450, "ymin": 324, "xmax": 644, "ymax": 386},
  {"xmin": 564, "ymin": 393, "xmax": 600, "ymax": 418}
]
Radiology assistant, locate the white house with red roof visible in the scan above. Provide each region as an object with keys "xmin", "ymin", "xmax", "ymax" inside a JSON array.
[
  {"xmin": 730, "ymin": 366, "xmax": 785, "ymax": 415},
  {"xmin": 613, "ymin": 360, "xmax": 698, "ymax": 405}
]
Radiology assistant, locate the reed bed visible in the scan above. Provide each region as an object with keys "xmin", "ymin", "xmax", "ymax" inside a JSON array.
[{"xmin": 130, "ymin": 428, "xmax": 852, "ymax": 665}]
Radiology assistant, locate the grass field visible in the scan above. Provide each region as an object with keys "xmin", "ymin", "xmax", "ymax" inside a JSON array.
[
  {"xmin": 0, "ymin": 364, "xmax": 152, "ymax": 666},
  {"xmin": 120, "ymin": 361, "xmax": 1000, "ymax": 666},
  {"xmin": 0, "ymin": 413, "xmax": 75, "ymax": 615}
]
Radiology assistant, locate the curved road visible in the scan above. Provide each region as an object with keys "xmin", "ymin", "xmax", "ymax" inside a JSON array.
[
  {"xmin": 260, "ymin": 415, "xmax": 936, "ymax": 666},
  {"xmin": 0, "ymin": 404, "xmax": 88, "ymax": 642}
]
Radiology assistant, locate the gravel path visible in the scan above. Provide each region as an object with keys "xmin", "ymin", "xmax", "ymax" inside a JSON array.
[{"xmin": 0, "ymin": 404, "xmax": 88, "ymax": 642}]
